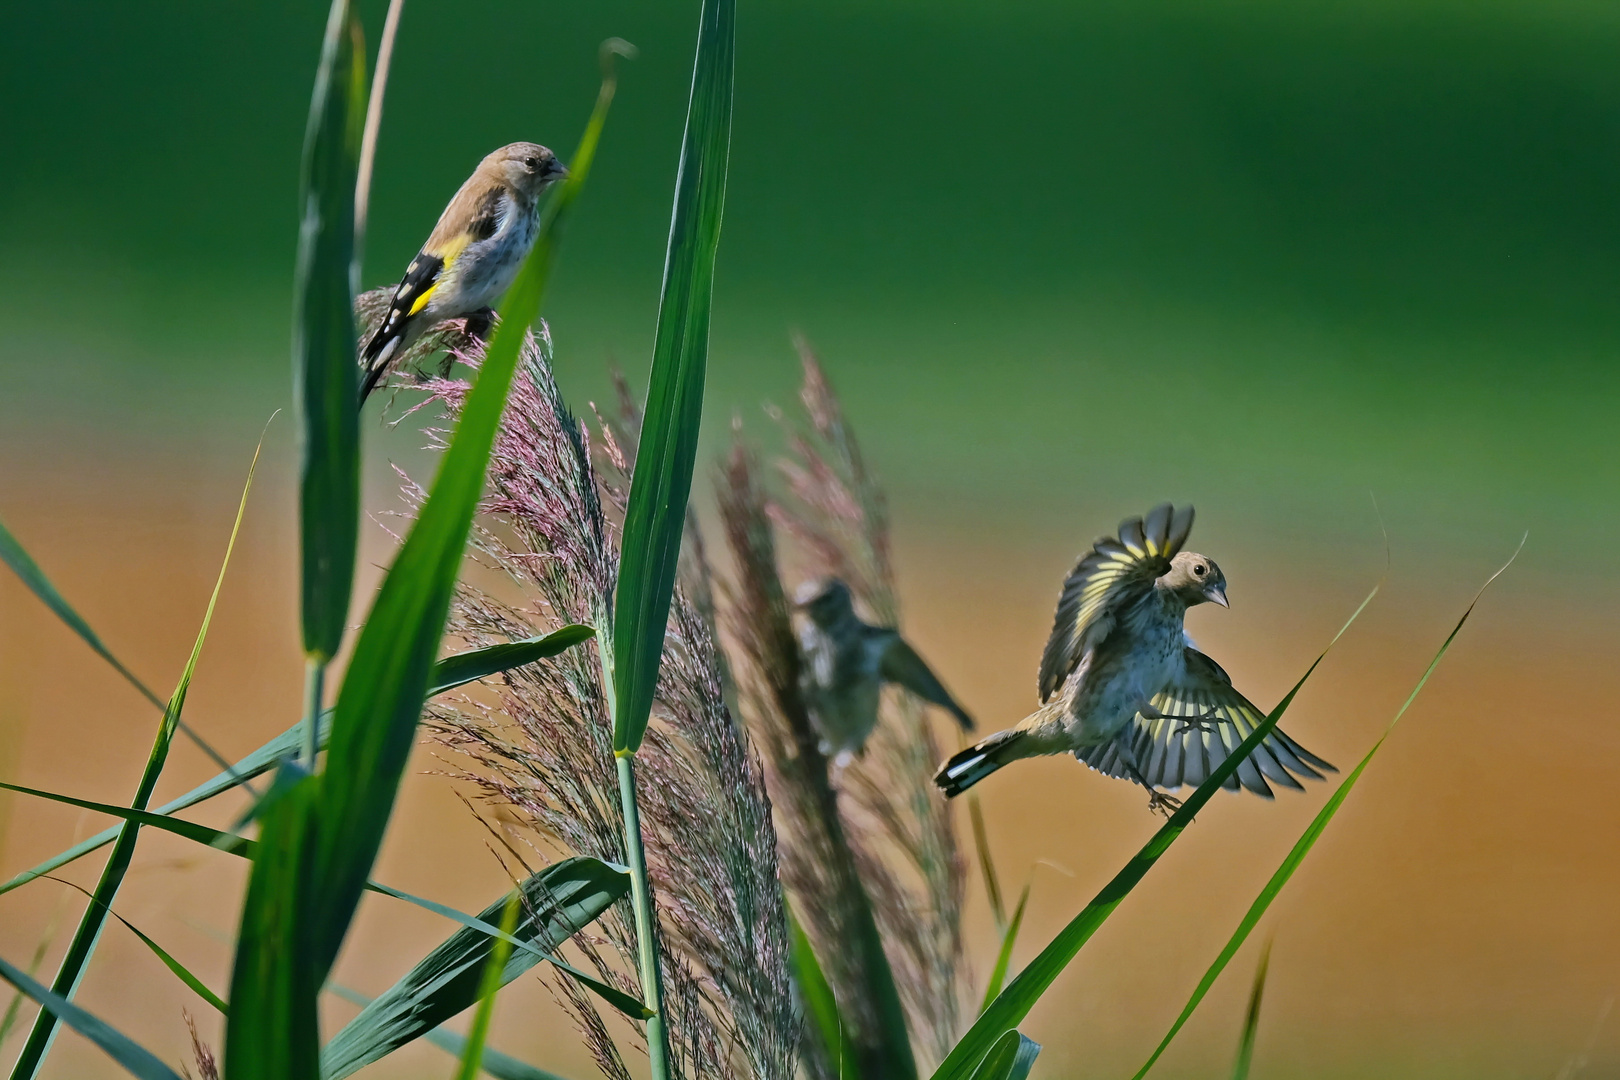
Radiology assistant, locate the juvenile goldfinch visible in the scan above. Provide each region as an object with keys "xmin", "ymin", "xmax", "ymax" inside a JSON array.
[
  {"xmin": 796, "ymin": 577, "xmax": 974, "ymax": 762},
  {"xmin": 934, "ymin": 504, "xmax": 1334, "ymax": 815},
  {"xmin": 360, "ymin": 141, "xmax": 568, "ymax": 402}
]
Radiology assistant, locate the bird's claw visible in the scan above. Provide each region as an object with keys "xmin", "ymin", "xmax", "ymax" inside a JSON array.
[
  {"xmin": 1146, "ymin": 790, "xmax": 1183, "ymax": 817},
  {"xmin": 1170, "ymin": 711, "xmax": 1225, "ymax": 738}
]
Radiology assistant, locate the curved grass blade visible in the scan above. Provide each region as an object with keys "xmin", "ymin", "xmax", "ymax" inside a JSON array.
[
  {"xmin": 979, "ymin": 883, "xmax": 1029, "ymax": 1014},
  {"xmin": 322, "ymin": 856, "xmax": 633, "ymax": 1078},
  {"xmin": 1230, "ymin": 940, "xmax": 1272, "ymax": 1080},
  {"xmin": 1128, "ymin": 544, "xmax": 1522, "ymax": 1080},
  {"xmin": 306, "ymin": 35, "xmax": 620, "ymax": 984},
  {"xmin": 0, "ymin": 517, "xmax": 163, "ymax": 713},
  {"xmin": 968, "ymin": 797, "xmax": 1006, "ymax": 931},
  {"xmin": 0, "ymin": 514, "xmax": 254, "ymax": 785},
  {"xmin": 39, "ymin": 876, "xmax": 227, "ymax": 1015},
  {"xmin": 453, "ymin": 893, "xmax": 522, "ymax": 1080},
  {"xmin": 10, "ymin": 437, "xmax": 263, "ymax": 1080},
  {"xmin": 363, "ymin": 880, "xmax": 649, "ymax": 1019},
  {"xmin": 0, "ymin": 782, "xmax": 256, "ymax": 858},
  {"xmin": 789, "ymin": 909, "xmax": 854, "ymax": 1080},
  {"xmin": 329, "ymin": 986, "xmax": 573, "ymax": 1080},
  {"xmin": 930, "ymin": 584, "xmax": 1379, "ymax": 1080},
  {"xmin": 427, "ymin": 625, "xmax": 595, "ymax": 697},
  {"xmin": 0, "ymin": 954, "xmax": 183, "ymax": 1080},
  {"xmin": 609, "ymin": 0, "xmax": 733, "ymax": 757},
  {"xmin": 297, "ymin": 0, "xmax": 365, "ymax": 664},
  {"xmin": 0, "ymin": 921, "xmax": 56, "ymax": 1050},
  {"xmin": 226, "ymin": 765, "xmax": 323, "ymax": 1080},
  {"xmin": 965, "ymin": 1030, "xmax": 1040, "ymax": 1080}
]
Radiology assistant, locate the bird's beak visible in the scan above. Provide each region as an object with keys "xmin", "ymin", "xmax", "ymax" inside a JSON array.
[
  {"xmin": 545, "ymin": 160, "xmax": 570, "ymax": 182},
  {"xmin": 1206, "ymin": 583, "xmax": 1229, "ymax": 608}
]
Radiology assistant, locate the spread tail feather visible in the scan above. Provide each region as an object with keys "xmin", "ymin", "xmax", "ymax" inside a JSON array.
[{"xmin": 935, "ymin": 730, "xmax": 1027, "ymax": 798}]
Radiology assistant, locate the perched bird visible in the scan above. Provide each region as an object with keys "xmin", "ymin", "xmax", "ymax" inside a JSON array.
[
  {"xmin": 359, "ymin": 142, "xmax": 568, "ymax": 403},
  {"xmin": 934, "ymin": 504, "xmax": 1333, "ymax": 814},
  {"xmin": 795, "ymin": 577, "xmax": 975, "ymax": 761}
]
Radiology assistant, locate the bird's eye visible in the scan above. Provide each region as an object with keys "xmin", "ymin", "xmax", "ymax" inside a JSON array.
[
  {"xmin": 1193, "ymin": 564, "xmax": 1206, "ymax": 577},
  {"xmin": 524, "ymin": 157, "xmax": 539, "ymax": 169}
]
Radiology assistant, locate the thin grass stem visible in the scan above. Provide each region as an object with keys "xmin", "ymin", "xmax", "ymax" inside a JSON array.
[
  {"xmin": 302, "ymin": 660, "xmax": 326, "ymax": 770},
  {"xmin": 615, "ymin": 753, "xmax": 670, "ymax": 1079}
]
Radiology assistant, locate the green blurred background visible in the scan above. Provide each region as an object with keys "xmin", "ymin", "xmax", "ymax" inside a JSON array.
[{"xmin": 3, "ymin": 1, "xmax": 1618, "ymax": 1077}]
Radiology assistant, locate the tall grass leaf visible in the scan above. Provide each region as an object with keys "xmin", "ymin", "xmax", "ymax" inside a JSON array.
[
  {"xmin": 1128, "ymin": 544, "xmax": 1521, "ymax": 1080},
  {"xmin": 0, "ymin": 712, "xmax": 331, "ymax": 898},
  {"xmin": 979, "ymin": 884, "xmax": 1029, "ymax": 1014},
  {"xmin": 40, "ymin": 876, "xmax": 228, "ymax": 1015},
  {"xmin": 609, "ymin": 0, "xmax": 733, "ymax": 755},
  {"xmin": 427, "ymin": 625, "xmax": 595, "ymax": 697},
  {"xmin": 362, "ymin": 881, "xmax": 650, "ymax": 1019},
  {"xmin": 297, "ymin": 0, "xmax": 365, "ymax": 661},
  {"xmin": 330, "ymin": 987, "xmax": 573, "ymax": 1080},
  {"xmin": 789, "ymin": 909, "xmax": 855, "ymax": 1080},
  {"xmin": 322, "ymin": 857, "xmax": 632, "ymax": 1078},
  {"xmin": 964, "ymin": 1030, "xmax": 1040, "ymax": 1080},
  {"xmin": 1230, "ymin": 940, "xmax": 1271, "ymax": 1080},
  {"xmin": 0, "ymin": 954, "xmax": 183, "ymax": 1080},
  {"xmin": 453, "ymin": 893, "xmax": 522, "ymax": 1080},
  {"xmin": 306, "ymin": 38, "xmax": 618, "ymax": 981},
  {"xmin": 226, "ymin": 765, "xmax": 323, "ymax": 1080},
  {"xmin": 930, "ymin": 584, "xmax": 1379, "ymax": 1080},
  {"xmin": 9, "ymin": 436, "xmax": 263, "ymax": 1080}
]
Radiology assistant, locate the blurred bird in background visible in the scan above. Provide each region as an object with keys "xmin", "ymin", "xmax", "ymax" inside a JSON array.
[
  {"xmin": 359, "ymin": 141, "xmax": 568, "ymax": 403},
  {"xmin": 935, "ymin": 504, "xmax": 1334, "ymax": 814},
  {"xmin": 795, "ymin": 577, "xmax": 975, "ymax": 763}
]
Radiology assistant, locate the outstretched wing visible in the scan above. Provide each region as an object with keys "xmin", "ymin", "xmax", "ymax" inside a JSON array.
[
  {"xmin": 1037, "ymin": 503, "xmax": 1194, "ymax": 702},
  {"xmin": 879, "ymin": 634, "xmax": 974, "ymax": 731},
  {"xmin": 1077, "ymin": 647, "xmax": 1336, "ymax": 796}
]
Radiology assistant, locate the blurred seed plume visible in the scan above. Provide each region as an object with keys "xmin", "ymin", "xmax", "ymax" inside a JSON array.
[
  {"xmin": 411, "ymin": 328, "xmax": 795, "ymax": 1080},
  {"xmin": 718, "ymin": 337, "xmax": 967, "ymax": 1072}
]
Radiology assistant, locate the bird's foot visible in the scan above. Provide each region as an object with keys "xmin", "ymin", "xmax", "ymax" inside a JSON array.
[
  {"xmin": 1170, "ymin": 710, "xmax": 1225, "ymax": 737},
  {"xmin": 464, "ymin": 307, "xmax": 498, "ymax": 342},
  {"xmin": 1146, "ymin": 789, "xmax": 1183, "ymax": 818}
]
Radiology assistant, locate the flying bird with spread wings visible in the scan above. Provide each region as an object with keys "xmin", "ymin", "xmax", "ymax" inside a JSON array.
[
  {"xmin": 795, "ymin": 577, "xmax": 974, "ymax": 763},
  {"xmin": 934, "ymin": 504, "xmax": 1334, "ymax": 814}
]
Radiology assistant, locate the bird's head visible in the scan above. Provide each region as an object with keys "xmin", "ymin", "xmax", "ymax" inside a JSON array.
[
  {"xmin": 1161, "ymin": 551, "xmax": 1228, "ymax": 609},
  {"xmin": 486, "ymin": 142, "xmax": 569, "ymax": 200},
  {"xmin": 793, "ymin": 577, "xmax": 856, "ymax": 628}
]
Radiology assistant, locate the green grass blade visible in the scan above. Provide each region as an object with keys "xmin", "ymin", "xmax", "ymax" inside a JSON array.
[
  {"xmin": 226, "ymin": 765, "xmax": 323, "ymax": 1080},
  {"xmin": 0, "ymin": 954, "xmax": 183, "ymax": 1080},
  {"xmin": 427, "ymin": 625, "xmax": 595, "ymax": 697},
  {"xmin": 789, "ymin": 909, "xmax": 855, "ymax": 1080},
  {"xmin": 968, "ymin": 797, "xmax": 1006, "ymax": 931},
  {"xmin": 9, "ymin": 437, "xmax": 262, "ymax": 1080},
  {"xmin": 330, "ymin": 986, "xmax": 574, "ymax": 1080},
  {"xmin": 930, "ymin": 584, "xmax": 1379, "ymax": 1080},
  {"xmin": 39, "ymin": 876, "xmax": 227, "ymax": 1016},
  {"xmin": 306, "ymin": 40, "xmax": 617, "ymax": 983},
  {"xmin": 0, "ymin": 781, "xmax": 256, "ymax": 859},
  {"xmin": 1128, "ymin": 545, "xmax": 1521, "ymax": 1080},
  {"xmin": 322, "ymin": 856, "xmax": 632, "ymax": 1078},
  {"xmin": 965, "ymin": 1030, "xmax": 1041, "ymax": 1080},
  {"xmin": 609, "ymin": 0, "xmax": 733, "ymax": 756},
  {"xmin": 362, "ymin": 880, "xmax": 649, "ymax": 1019},
  {"xmin": 454, "ymin": 893, "xmax": 522, "ymax": 1080},
  {"xmin": 0, "ymin": 517, "xmax": 163, "ymax": 712},
  {"xmin": 1230, "ymin": 940, "xmax": 1272, "ymax": 1080},
  {"xmin": 0, "ymin": 922, "xmax": 56, "ymax": 1049},
  {"xmin": 297, "ymin": 0, "xmax": 365, "ymax": 662},
  {"xmin": 979, "ymin": 883, "xmax": 1029, "ymax": 1014}
]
